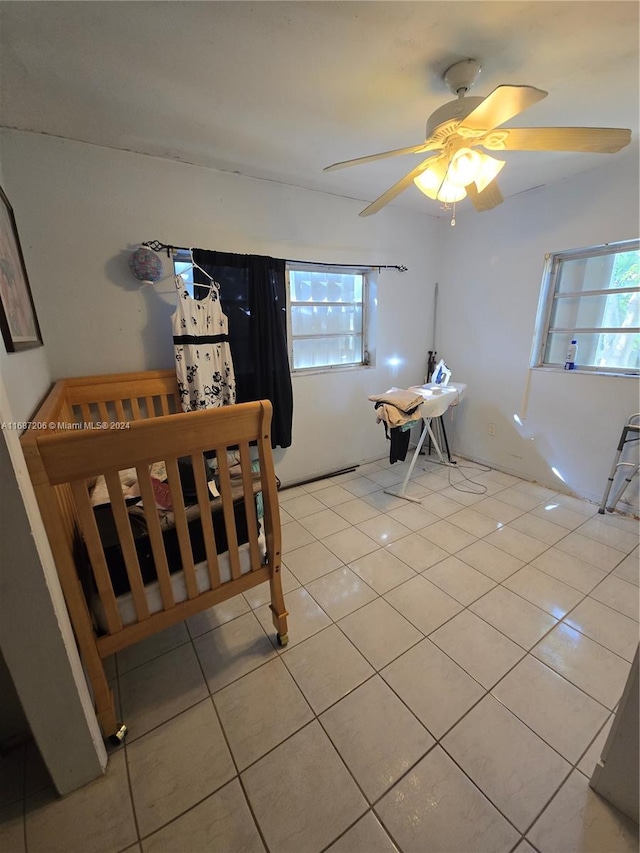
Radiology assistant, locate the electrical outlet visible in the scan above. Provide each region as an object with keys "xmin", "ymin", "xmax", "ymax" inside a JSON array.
[{"xmin": 488, "ymin": 423, "xmax": 496, "ymax": 435}]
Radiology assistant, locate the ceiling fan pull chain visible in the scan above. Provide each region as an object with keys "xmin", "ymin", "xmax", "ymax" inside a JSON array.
[{"xmin": 451, "ymin": 201, "xmax": 457, "ymax": 227}]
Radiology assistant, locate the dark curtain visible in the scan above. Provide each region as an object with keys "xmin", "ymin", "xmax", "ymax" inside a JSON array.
[{"xmin": 192, "ymin": 249, "xmax": 293, "ymax": 448}]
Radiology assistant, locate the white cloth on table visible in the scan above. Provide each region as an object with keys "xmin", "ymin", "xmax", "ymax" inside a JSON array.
[{"xmin": 408, "ymin": 382, "xmax": 467, "ymax": 420}]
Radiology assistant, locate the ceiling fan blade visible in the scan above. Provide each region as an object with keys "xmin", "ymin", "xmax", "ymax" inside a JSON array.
[
  {"xmin": 459, "ymin": 85, "xmax": 548, "ymax": 133},
  {"xmin": 467, "ymin": 179, "xmax": 504, "ymax": 212},
  {"xmin": 324, "ymin": 142, "xmax": 437, "ymax": 172},
  {"xmin": 359, "ymin": 156, "xmax": 438, "ymax": 216},
  {"xmin": 480, "ymin": 126, "xmax": 632, "ymax": 153}
]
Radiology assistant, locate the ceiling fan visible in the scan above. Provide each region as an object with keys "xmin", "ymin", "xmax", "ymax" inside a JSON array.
[{"xmin": 324, "ymin": 59, "xmax": 632, "ymax": 217}]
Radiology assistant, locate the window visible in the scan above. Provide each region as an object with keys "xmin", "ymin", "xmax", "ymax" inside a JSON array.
[
  {"xmin": 173, "ymin": 252, "xmax": 195, "ymax": 294},
  {"xmin": 533, "ymin": 240, "xmax": 640, "ymax": 374},
  {"xmin": 286, "ymin": 265, "xmax": 371, "ymax": 371}
]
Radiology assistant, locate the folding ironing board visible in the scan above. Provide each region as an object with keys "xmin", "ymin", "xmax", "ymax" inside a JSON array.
[{"xmin": 383, "ymin": 382, "xmax": 467, "ymax": 503}]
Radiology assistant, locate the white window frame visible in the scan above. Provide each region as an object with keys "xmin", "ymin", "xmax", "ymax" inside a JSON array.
[
  {"xmin": 286, "ymin": 263, "xmax": 372, "ymax": 374},
  {"xmin": 532, "ymin": 239, "xmax": 640, "ymax": 376}
]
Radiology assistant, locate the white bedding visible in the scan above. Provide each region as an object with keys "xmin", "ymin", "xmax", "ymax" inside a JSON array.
[{"xmin": 92, "ymin": 532, "xmax": 265, "ymax": 631}]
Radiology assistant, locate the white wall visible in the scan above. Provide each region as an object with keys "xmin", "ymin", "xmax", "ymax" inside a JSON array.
[
  {"xmin": 0, "ymin": 156, "xmax": 106, "ymax": 793},
  {"xmin": 0, "ymin": 233, "xmax": 50, "ymax": 748},
  {"xmin": 0, "ymin": 372, "xmax": 109, "ymax": 792},
  {"xmin": 0, "ymin": 130, "xmax": 441, "ymax": 486},
  {"xmin": 436, "ymin": 153, "xmax": 639, "ymax": 509},
  {"xmin": 2, "ymin": 128, "xmax": 636, "ymax": 504}
]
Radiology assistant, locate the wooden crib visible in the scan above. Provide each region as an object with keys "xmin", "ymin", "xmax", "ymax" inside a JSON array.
[{"xmin": 20, "ymin": 369, "xmax": 288, "ymax": 740}]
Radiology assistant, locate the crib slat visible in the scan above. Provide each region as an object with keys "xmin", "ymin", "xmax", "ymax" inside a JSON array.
[
  {"xmin": 56, "ymin": 481, "xmax": 78, "ymax": 538},
  {"xmin": 135, "ymin": 465, "xmax": 175, "ymax": 611},
  {"xmin": 131, "ymin": 398, "xmax": 141, "ymax": 420},
  {"xmin": 159, "ymin": 395, "xmax": 170, "ymax": 416},
  {"xmin": 70, "ymin": 480, "xmax": 123, "ymax": 635},
  {"xmin": 173, "ymin": 392, "xmax": 182, "ymax": 412},
  {"xmin": 165, "ymin": 458, "xmax": 199, "ymax": 599},
  {"xmin": 114, "ymin": 399, "xmax": 126, "ymax": 422},
  {"xmin": 191, "ymin": 453, "xmax": 221, "ymax": 590},
  {"xmin": 104, "ymin": 471, "xmax": 151, "ymax": 622},
  {"xmin": 97, "ymin": 401, "xmax": 109, "ymax": 422},
  {"xmin": 80, "ymin": 403, "xmax": 92, "ymax": 424},
  {"xmin": 238, "ymin": 442, "xmax": 261, "ymax": 570},
  {"xmin": 216, "ymin": 451, "xmax": 241, "ymax": 580},
  {"xmin": 145, "ymin": 397, "xmax": 156, "ymax": 419}
]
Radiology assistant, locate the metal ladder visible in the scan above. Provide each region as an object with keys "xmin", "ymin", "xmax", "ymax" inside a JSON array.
[{"xmin": 599, "ymin": 414, "xmax": 640, "ymax": 514}]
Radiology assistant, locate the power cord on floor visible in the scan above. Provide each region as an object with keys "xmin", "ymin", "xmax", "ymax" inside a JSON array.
[
  {"xmin": 419, "ymin": 453, "xmax": 492, "ymax": 495},
  {"xmin": 417, "ymin": 408, "xmax": 492, "ymax": 495}
]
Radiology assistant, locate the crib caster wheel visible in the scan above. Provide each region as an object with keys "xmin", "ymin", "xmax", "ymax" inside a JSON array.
[
  {"xmin": 109, "ymin": 724, "xmax": 128, "ymax": 747},
  {"xmin": 277, "ymin": 633, "xmax": 289, "ymax": 647}
]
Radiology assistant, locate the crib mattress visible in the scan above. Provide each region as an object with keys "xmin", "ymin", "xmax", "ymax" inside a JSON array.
[
  {"xmin": 91, "ymin": 532, "xmax": 265, "ymax": 630},
  {"xmin": 91, "ymin": 497, "xmax": 253, "ymax": 597}
]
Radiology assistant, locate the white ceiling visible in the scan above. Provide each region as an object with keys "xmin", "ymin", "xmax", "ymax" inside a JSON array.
[{"xmin": 1, "ymin": 1, "xmax": 638, "ymax": 216}]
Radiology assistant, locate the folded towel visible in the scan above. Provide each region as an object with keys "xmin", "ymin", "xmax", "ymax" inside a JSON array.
[{"xmin": 368, "ymin": 390, "xmax": 424, "ymax": 413}]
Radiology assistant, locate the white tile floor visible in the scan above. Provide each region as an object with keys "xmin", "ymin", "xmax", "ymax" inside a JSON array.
[{"xmin": 1, "ymin": 454, "xmax": 639, "ymax": 853}]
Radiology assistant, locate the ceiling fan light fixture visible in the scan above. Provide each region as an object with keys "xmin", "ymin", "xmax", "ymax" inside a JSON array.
[
  {"xmin": 413, "ymin": 157, "xmax": 450, "ymax": 199},
  {"xmin": 448, "ymin": 147, "xmax": 482, "ymax": 186},
  {"xmin": 474, "ymin": 153, "xmax": 505, "ymax": 193},
  {"xmin": 413, "ymin": 170, "xmax": 440, "ymax": 200},
  {"xmin": 436, "ymin": 179, "xmax": 467, "ymax": 204},
  {"xmin": 447, "ymin": 148, "xmax": 505, "ymax": 193}
]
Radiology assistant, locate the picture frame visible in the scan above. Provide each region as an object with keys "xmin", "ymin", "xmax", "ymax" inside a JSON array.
[{"xmin": 0, "ymin": 185, "xmax": 42, "ymax": 351}]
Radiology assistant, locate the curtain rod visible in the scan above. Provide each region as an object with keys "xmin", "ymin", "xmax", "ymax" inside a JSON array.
[{"xmin": 141, "ymin": 240, "xmax": 408, "ymax": 272}]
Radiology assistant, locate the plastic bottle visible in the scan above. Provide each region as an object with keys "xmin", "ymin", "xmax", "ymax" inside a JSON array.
[{"xmin": 564, "ymin": 339, "xmax": 578, "ymax": 370}]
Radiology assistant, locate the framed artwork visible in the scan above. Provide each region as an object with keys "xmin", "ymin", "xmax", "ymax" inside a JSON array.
[{"xmin": 0, "ymin": 185, "xmax": 42, "ymax": 351}]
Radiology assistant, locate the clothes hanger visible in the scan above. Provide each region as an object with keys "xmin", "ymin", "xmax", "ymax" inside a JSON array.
[{"xmin": 176, "ymin": 250, "xmax": 219, "ymax": 292}]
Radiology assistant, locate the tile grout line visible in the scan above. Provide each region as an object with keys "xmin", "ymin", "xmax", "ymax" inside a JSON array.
[
  {"xmin": 258, "ymin": 589, "xmax": 598, "ymax": 848},
  {"xmin": 116, "ymin": 520, "xmax": 634, "ymax": 685},
  {"xmin": 5, "ymin": 460, "xmax": 633, "ymax": 853},
  {"xmin": 117, "ymin": 482, "xmax": 629, "ymax": 779},
  {"xmin": 114, "ymin": 611, "xmax": 527, "ymax": 850},
  {"xmin": 286, "ymin": 465, "xmax": 638, "ymax": 847},
  {"xmin": 191, "ymin": 625, "xmax": 276, "ymax": 853},
  {"xmin": 36, "ymin": 460, "xmax": 633, "ymax": 852},
  {"xmin": 117, "ymin": 472, "xmax": 632, "ymax": 712},
  {"xmin": 290, "ymin": 477, "xmax": 635, "ymax": 836}
]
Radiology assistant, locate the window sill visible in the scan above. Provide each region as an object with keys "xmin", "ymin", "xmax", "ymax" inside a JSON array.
[
  {"xmin": 531, "ymin": 366, "xmax": 639, "ymax": 379},
  {"xmin": 292, "ymin": 364, "xmax": 374, "ymax": 378}
]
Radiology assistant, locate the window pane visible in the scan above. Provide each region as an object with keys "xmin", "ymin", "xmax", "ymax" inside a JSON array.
[
  {"xmin": 291, "ymin": 305, "xmax": 363, "ymax": 336},
  {"xmin": 289, "ymin": 267, "xmax": 367, "ymax": 371},
  {"xmin": 556, "ymin": 249, "xmax": 639, "ymax": 294},
  {"xmin": 534, "ymin": 241, "xmax": 640, "ymax": 373},
  {"xmin": 289, "ymin": 272, "xmax": 312, "ymax": 302},
  {"xmin": 550, "ymin": 290, "xmax": 640, "ymax": 329},
  {"xmin": 173, "ymin": 260, "xmax": 194, "ymax": 296},
  {"xmin": 293, "ymin": 335, "xmax": 362, "ymax": 369},
  {"xmin": 545, "ymin": 331, "xmax": 640, "ymax": 370},
  {"xmin": 289, "ymin": 270, "xmax": 363, "ymax": 304}
]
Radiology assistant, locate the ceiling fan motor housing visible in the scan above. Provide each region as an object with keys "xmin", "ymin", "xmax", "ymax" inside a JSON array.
[
  {"xmin": 425, "ymin": 96, "xmax": 484, "ymax": 140},
  {"xmin": 426, "ymin": 59, "xmax": 484, "ymax": 139}
]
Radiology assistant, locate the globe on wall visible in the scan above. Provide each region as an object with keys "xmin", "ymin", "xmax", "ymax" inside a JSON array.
[{"xmin": 129, "ymin": 246, "xmax": 163, "ymax": 284}]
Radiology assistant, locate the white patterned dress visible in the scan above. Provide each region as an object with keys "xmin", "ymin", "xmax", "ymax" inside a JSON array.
[{"xmin": 172, "ymin": 276, "xmax": 236, "ymax": 411}]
